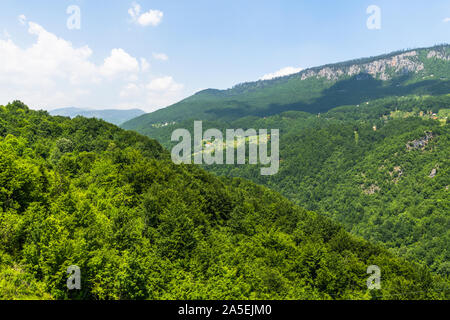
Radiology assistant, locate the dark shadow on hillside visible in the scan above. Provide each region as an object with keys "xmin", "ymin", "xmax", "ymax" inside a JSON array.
[
  {"xmin": 255, "ymin": 73, "xmax": 450, "ymax": 117},
  {"xmin": 204, "ymin": 101, "xmax": 256, "ymax": 120}
]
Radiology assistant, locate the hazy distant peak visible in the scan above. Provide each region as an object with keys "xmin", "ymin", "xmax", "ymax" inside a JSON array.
[{"xmin": 49, "ymin": 107, "xmax": 146, "ymax": 126}]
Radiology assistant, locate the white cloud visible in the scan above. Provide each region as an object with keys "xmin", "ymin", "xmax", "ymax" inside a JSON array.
[
  {"xmin": 100, "ymin": 48, "xmax": 140, "ymax": 78},
  {"xmin": 261, "ymin": 66, "xmax": 303, "ymax": 80},
  {"xmin": 128, "ymin": 3, "xmax": 163, "ymax": 27},
  {"xmin": 444, "ymin": 17, "xmax": 450, "ymax": 23},
  {"xmin": 138, "ymin": 10, "xmax": 163, "ymax": 27},
  {"xmin": 152, "ymin": 52, "xmax": 168, "ymax": 61},
  {"xmin": 118, "ymin": 77, "xmax": 185, "ymax": 112},
  {"xmin": 0, "ymin": 20, "xmax": 184, "ymax": 112},
  {"xmin": 0, "ymin": 21, "xmax": 98, "ymax": 88},
  {"xmin": 120, "ymin": 83, "xmax": 141, "ymax": 98},
  {"xmin": 147, "ymin": 76, "xmax": 183, "ymax": 92},
  {"xmin": 144, "ymin": 77, "xmax": 184, "ymax": 110},
  {"xmin": 140, "ymin": 58, "xmax": 150, "ymax": 71},
  {"xmin": 128, "ymin": 3, "xmax": 141, "ymax": 20},
  {"xmin": 18, "ymin": 14, "xmax": 27, "ymax": 25}
]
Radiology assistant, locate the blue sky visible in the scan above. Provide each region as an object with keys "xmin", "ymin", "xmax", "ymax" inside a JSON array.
[{"xmin": 0, "ymin": 0, "xmax": 449, "ymax": 112}]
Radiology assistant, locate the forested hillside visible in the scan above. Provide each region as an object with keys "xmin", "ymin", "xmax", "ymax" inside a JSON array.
[
  {"xmin": 1, "ymin": 101, "xmax": 448, "ymax": 300},
  {"xmin": 123, "ymin": 45, "xmax": 450, "ymax": 131},
  {"xmin": 121, "ymin": 43, "xmax": 450, "ymax": 278},
  {"xmin": 180, "ymin": 95, "xmax": 449, "ymax": 276}
]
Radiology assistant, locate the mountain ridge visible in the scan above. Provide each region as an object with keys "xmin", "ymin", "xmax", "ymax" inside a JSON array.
[
  {"xmin": 227, "ymin": 44, "xmax": 449, "ymax": 92},
  {"xmin": 122, "ymin": 44, "xmax": 450, "ymax": 130},
  {"xmin": 50, "ymin": 107, "xmax": 146, "ymax": 126}
]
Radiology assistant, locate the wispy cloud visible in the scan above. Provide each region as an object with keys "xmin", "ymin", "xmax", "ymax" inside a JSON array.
[
  {"xmin": 128, "ymin": 2, "xmax": 163, "ymax": 27},
  {"xmin": 261, "ymin": 66, "xmax": 303, "ymax": 81},
  {"xmin": 153, "ymin": 52, "xmax": 169, "ymax": 61},
  {"xmin": 18, "ymin": 14, "xmax": 27, "ymax": 25},
  {"xmin": 443, "ymin": 17, "xmax": 450, "ymax": 23}
]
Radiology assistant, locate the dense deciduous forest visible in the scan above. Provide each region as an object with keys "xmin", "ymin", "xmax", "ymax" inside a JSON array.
[
  {"xmin": 119, "ymin": 47, "xmax": 450, "ymax": 301},
  {"xmin": 126, "ymin": 94, "xmax": 450, "ymax": 279},
  {"xmin": 1, "ymin": 101, "xmax": 448, "ymax": 300}
]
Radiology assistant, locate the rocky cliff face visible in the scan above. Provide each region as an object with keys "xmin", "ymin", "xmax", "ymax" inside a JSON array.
[
  {"xmin": 229, "ymin": 45, "xmax": 450, "ymax": 95},
  {"xmin": 300, "ymin": 51, "xmax": 425, "ymax": 81},
  {"xmin": 296, "ymin": 47, "xmax": 449, "ymax": 82},
  {"xmin": 427, "ymin": 50, "xmax": 450, "ymax": 61}
]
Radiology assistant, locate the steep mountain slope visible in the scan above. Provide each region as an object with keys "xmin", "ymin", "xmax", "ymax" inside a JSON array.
[
  {"xmin": 123, "ymin": 45, "xmax": 450, "ymax": 132},
  {"xmin": 50, "ymin": 107, "xmax": 145, "ymax": 126},
  {"xmin": 1, "ymin": 101, "xmax": 448, "ymax": 300},
  {"xmin": 120, "ymin": 45, "xmax": 450, "ymax": 278},
  {"xmin": 120, "ymin": 94, "xmax": 450, "ymax": 275},
  {"xmin": 198, "ymin": 95, "xmax": 450, "ymax": 276}
]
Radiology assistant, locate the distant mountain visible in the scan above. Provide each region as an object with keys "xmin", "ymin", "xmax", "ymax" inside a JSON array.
[
  {"xmin": 122, "ymin": 44, "xmax": 450, "ymax": 131},
  {"xmin": 50, "ymin": 107, "xmax": 146, "ymax": 125}
]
